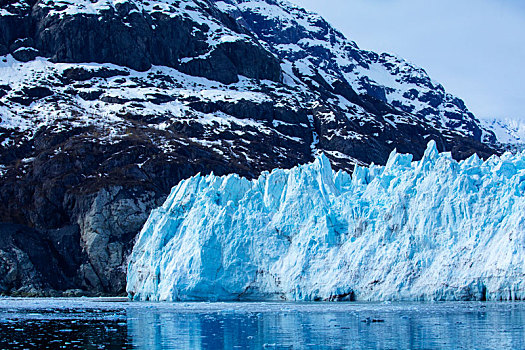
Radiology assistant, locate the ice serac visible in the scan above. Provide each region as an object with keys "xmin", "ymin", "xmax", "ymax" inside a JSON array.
[{"xmin": 127, "ymin": 141, "xmax": 525, "ymax": 302}]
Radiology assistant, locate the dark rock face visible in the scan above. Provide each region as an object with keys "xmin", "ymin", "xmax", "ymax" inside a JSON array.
[
  {"xmin": 4, "ymin": 0, "xmax": 281, "ymax": 84},
  {"xmin": 0, "ymin": 0, "xmax": 501, "ymax": 296},
  {"xmin": 0, "ymin": 223, "xmax": 81, "ymax": 295},
  {"xmin": 62, "ymin": 67, "xmax": 130, "ymax": 82},
  {"xmin": 11, "ymin": 47, "xmax": 39, "ymax": 62}
]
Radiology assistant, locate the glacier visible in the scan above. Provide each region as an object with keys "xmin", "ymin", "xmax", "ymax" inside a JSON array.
[{"xmin": 127, "ymin": 141, "xmax": 525, "ymax": 302}]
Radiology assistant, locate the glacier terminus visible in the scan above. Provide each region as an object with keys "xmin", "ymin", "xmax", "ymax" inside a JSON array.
[{"xmin": 127, "ymin": 141, "xmax": 525, "ymax": 302}]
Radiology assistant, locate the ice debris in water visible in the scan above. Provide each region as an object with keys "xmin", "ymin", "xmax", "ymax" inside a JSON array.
[{"xmin": 127, "ymin": 141, "xmax": 525, "ymax": 302}]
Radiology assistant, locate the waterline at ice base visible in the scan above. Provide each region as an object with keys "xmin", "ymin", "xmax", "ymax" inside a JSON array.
[{"xmin": 127, "ymin": 141, "xmax": 525, "ymax": 302}]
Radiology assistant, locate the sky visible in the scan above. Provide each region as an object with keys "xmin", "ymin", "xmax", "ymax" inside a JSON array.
[{"xmin": 290, "ymin": 0, "xmax": 525, "ymax": 121}]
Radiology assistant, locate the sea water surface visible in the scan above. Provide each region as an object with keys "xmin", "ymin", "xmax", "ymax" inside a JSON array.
[{"xmin": 0, "ymin": 298, "xmax": 524, "ymax": 349}]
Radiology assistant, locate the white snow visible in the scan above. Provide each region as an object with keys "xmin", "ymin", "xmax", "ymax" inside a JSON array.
[
  {"xmin": 0, "ymin": 56, "xmax": 301, "ymax": 148},
  {"xmin": 0, "ymin": 9, "xmax": 14, "ymax": 16},
  {"xmin": 127, "ymin": 141, "xmax": 525, "ymax": 302},
  {"xmin": 481, "ymin": 117, "xmax": 525, "ymax": 145}
]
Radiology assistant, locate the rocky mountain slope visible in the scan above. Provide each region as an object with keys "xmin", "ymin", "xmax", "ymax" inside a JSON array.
[
  {"xmin": 0, "ymin": 0, "xmax": 500, "ymax": 295},
  {"xmin": 481, "ymin": 117, "xmax": 525, "ymax": 149}
]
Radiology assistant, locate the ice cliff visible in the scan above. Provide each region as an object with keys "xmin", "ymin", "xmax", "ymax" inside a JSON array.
[{"xmin": 127, "ymin": 141, "xmax": 525, "ymax": 301}]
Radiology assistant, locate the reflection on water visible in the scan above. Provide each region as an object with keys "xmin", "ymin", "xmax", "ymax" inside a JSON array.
[{"xmin": 0, "ymin": 299, "xmax": 524, "ymax": 349}]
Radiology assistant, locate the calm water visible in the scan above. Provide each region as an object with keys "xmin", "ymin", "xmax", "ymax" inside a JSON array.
[{"xmin": 0, "ymin": 299, "xmax": 524, "ymax": 349}]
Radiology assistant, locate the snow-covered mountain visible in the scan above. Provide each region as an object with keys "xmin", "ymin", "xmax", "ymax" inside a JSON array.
[
  {"xmin": 481, "ymin": 117, "xmax": 525, "ymax": 146},
  {"xmin": 0, "ymin": 0, "xmax": 504, "ymax": 295},
  {"xmin": 127, "ymin": 142, "xmax": 525, "ymax": 302},
  {"xmin": 216, "ymin": 0, "xmax": 494, "ymax": 143}
]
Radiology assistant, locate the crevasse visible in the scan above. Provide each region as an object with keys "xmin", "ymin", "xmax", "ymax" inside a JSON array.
[{"xmin": 127, "ymin": 141, "xmax": 525, "ymax": 301}]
